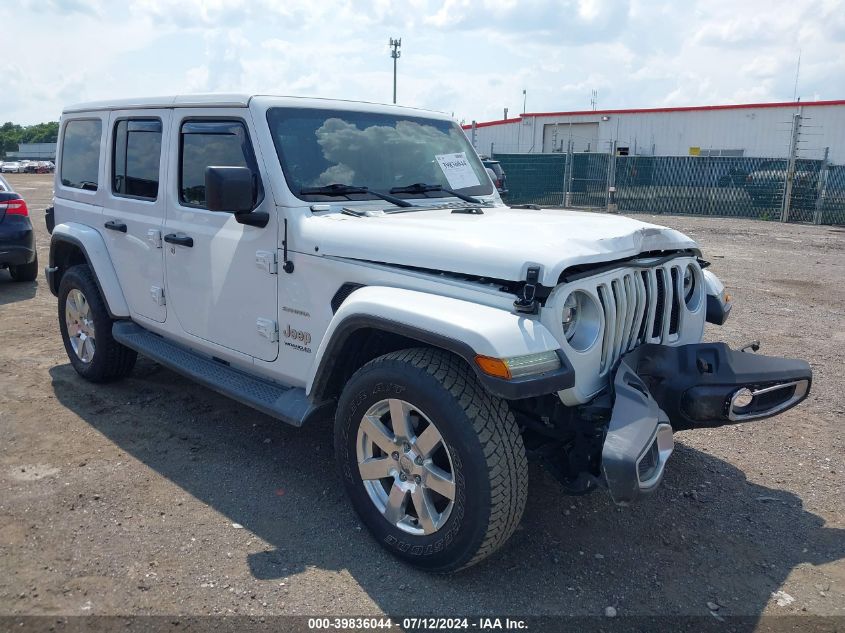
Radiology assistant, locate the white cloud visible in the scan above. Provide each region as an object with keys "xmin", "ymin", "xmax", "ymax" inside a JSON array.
[{"xmin": 1, "ymin": 0, "xmax": 844, "ymax": 125}]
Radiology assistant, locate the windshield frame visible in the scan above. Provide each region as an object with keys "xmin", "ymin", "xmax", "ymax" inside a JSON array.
[{"xmin": 265, "ymin": 106, "xmax": 494, "ymax": 204}]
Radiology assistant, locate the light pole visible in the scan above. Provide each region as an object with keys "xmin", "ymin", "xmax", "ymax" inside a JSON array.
[{"xmin": 389, "ymin": 37, "xmax": 401, "ymax": 104}]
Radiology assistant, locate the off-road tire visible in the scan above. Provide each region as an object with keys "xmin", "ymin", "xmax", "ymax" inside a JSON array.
[
  {"xmin": 58, "ymin": 264, "xmax": 137, "ymax": 382},
  {"xmin": 334, "ymin": 347, "xmax": 528, "ymax": 572},
  {"xmin": 9, "ymin": 254, "xmax": 38, "ymax": 282}
]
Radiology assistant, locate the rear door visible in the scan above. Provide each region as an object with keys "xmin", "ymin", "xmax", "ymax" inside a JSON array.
[
  {"xmin": 162, "ymin": 110, "xmax": 279, "ymax": 362},
  {"xmin": 102, "ymin": 110, "xmax": 169, "ymax": 322}
]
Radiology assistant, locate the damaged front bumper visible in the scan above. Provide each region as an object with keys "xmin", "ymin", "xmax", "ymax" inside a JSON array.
[{"xmin": 602, "ymin": 342, "xmax": 812, "ymax": 504}]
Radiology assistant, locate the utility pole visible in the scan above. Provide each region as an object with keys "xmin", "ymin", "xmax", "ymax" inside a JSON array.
[
  {"xmin": 517, "ymin": 89, "xmax": 526, "ymax": 152},
  {"xmin": 781, "ymin": 109, "xmax": 802, "ymax": 222},
  {"xmin": 389, "ymin": 37, "xmax": 401, "ymax": 104}
]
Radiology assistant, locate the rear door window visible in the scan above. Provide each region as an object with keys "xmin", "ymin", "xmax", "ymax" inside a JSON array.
[
  {"xmin": 113, "ymin": 119, "xmax": 163, "ymax": 200},
  {"xmin": 61, "ymin": 119, "xmax": 102, "ymax": 191}
]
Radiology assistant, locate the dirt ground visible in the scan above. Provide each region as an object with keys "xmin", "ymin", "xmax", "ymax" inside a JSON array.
[{"xmin": 1, "ymin": 173, "xmax": 843, "ymax": 621}]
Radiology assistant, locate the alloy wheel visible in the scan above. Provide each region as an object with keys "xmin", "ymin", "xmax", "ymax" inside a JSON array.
[
  {"xmin": 356, "ymin": 398, "xmax": 456, "ymax": 535},
  {"xmin": 65, "ymin": 288, "xmax": 96, "ymax": 363}
]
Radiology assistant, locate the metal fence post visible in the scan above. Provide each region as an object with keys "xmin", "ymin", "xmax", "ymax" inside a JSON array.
[
  {"xmin": 813, "ymin": 146, "xmax": 830, "ymax": 225},
  {"xmin": 781, "ymin": 111, "xmax": 802, "ymax": 222},
  {"xmin": 605, "ymin": 141, "xmax": 617, "ymax": 212},
  {"xmin": 565, "ymin": 140, "xmax": 574, "ymax": 208}
]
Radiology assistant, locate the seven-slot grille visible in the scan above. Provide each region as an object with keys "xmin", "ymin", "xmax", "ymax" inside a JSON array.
[{"xmin": 595, "ymin": 262, "xmax": 686, "ymax": 374}]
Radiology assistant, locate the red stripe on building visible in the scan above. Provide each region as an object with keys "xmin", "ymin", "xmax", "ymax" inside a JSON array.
[{"xmin": 462, "ymin": 99, "xmax": 845, "ymax": 129}]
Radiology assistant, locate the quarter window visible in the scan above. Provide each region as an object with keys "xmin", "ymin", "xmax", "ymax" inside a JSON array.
[
  {"xmin": 179, "ymin": 120, "xmax": 260, "ymax": 209},
  {"xmin": 113, "ymin": 119, "xmax": 163, "ymax": 200},
  {"xmin": 61, "ymin": 119, "xmax": 102, "ymax": 191}
]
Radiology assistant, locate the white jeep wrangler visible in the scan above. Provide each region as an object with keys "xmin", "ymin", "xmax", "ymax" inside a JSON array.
[{"xmin": 45, "ymin": 95, "xmax": 812, "ymax": 572}]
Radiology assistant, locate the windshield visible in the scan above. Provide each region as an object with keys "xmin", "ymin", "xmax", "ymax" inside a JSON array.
[{"xmin": 266, "ymin": 107, "xmax": 493, "ymax": 201}]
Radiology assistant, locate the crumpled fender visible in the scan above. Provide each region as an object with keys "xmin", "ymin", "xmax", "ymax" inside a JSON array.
[{"xmin": 703, "ymin": 269, "xmax": 732, "ymax": 324}]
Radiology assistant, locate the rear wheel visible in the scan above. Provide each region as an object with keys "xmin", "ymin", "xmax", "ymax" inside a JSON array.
[
  {"xmin": 9, "ymin": 254, "xmax": 38, "ymax": 282},
  {"xmin": 334, "ymin": 348, "xmax": 528, "ymax": 572},
  {"xmin": 58, "ymin": 264, "xmax": 137, "ymax": 382}
]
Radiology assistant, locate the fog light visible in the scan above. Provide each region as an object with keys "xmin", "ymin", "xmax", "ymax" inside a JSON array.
[{"xmin": 731, "ymin": 387, "xmax": 754, "ymax": 409}]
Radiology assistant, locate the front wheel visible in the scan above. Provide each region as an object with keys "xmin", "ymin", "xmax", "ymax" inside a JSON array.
[
  {"xmin": 58, "ymin": 264, "xmax": 137, "ymax": 382},
  {"xmin": 334, "ymin": 348, "xmax": 528, "ymax": 572}
]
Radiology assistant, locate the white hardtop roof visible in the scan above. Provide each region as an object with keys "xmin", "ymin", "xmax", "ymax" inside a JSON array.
[{"xmin": 62, "ymin": 94, "xmax": 452, "ymax": 120}]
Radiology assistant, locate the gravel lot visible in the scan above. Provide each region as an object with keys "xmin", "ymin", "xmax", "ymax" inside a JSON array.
[{"xmin": 1, "ymin": 173, "xmax": 843, "ymax": 621}]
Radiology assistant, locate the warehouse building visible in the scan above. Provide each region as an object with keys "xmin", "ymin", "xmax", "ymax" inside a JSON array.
[
  {"xmin": 465, "ymin": 100, "xmax": 845, "ymax": 163},
  {"xmin": 6, "ymin": 142, "xmax": 57, "ymax": 160}
]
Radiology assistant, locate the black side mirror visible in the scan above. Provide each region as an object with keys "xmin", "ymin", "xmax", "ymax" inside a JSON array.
[{"xmin": 205, "ymin": 166, "xmax": 255, "ymax": 214}]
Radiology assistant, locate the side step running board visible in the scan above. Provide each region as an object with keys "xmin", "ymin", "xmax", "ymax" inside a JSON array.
[{"xmin": 112, "ymin": 321, "xmax": 327, "ymax": 427}]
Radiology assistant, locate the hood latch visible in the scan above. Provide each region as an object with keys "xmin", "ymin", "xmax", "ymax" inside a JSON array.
[{"xmin": 514, "ymin": 266, "xmax": 541, "ymax": 315}]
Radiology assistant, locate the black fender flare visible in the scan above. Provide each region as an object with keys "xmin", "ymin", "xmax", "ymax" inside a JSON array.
[{"xmin": 309, "ymin": 314, "xmax": 575, "ymax": 403}]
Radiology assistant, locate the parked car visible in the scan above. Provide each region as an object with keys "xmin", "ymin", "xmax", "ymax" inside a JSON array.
[
  {"xmin": 31, "ymin": 161, "xmax": 54, "ymax": 174},
  {"xmin": 0, "ymin": 174, "xmax": 38, "ymax": 281},
  {"xmin": 1, "ymin": 161, "xmax": 24, "ymax": 173},
  {"xmin": 480, "ymin": 156, "xmax": 508, "ymax": 196},
  {"xmin": 716, "ymin": 167, "xmax": 749, "ymax": 187},
  {"xmin": 745, "ymin": 159, "xmax": 819, "ymax": 209},
  {"xmin": 46, "ymin": 95, "xmax": 811, "ymax": 572}
]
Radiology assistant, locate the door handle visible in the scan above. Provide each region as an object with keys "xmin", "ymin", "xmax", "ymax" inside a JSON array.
[
  {"xmin": 104, "ymin": 220, "xmax": 127, "ymax": 233},
  {"xmin": 163, "ymin": 233, "xmax": 194, "ymax": 248}
]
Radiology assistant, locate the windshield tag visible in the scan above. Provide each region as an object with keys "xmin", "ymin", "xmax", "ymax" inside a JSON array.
[{"xmin": 435, "ymin": 152, "xmax": 481, "ymax": 190}]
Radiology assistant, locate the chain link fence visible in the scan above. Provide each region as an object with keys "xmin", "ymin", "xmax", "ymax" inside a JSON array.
[{"xmin": 492, "ymin": 152, "xmax": 845, "ymax": 225}]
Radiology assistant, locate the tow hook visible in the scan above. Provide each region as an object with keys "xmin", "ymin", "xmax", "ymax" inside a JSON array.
[{"xmin": 740, "ymin": 340, "xmax": 761, "ymax": 353}]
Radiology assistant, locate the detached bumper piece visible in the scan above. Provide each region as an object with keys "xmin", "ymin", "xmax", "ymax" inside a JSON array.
[
  {"xmin": 622, "ymin": 342, "xmax": 811, "ymax": 431},
  {"xmin": 601, "ymin": 342, "xmax": 811, "ymax": 504},
  {"xmin": 602, "ymin": 360, "xmax": 674, "ymax": 505}
]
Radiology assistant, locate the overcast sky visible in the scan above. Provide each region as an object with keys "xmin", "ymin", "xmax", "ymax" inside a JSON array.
[{"xmin": 4, "ymin": 0, "xmax": 845, "ymax": 125}]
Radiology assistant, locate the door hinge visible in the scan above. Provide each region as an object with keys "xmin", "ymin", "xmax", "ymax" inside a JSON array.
[
  {"xmin": 255, "ymin": 250, "xmax": 278, "ymax": 274},
  {"xmin": 150, "ymin": 286, "xmax": 166, "ymax": 306},
  {"xmin": 147, "ymin": 229, "xmax": 163, "ymax": 248},
  {"xmin": 256, "ymin": 318, "xmax": 279, "ymax": 342}
]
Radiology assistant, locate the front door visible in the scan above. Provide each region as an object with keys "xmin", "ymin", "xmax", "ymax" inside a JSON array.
[
  {"xmin": 163, "ymin": 111, "xmax": 279, "ymax": 362},
  {"xmin": 103, "ymin": 110, "xmax": 169, "ymax": 322}
]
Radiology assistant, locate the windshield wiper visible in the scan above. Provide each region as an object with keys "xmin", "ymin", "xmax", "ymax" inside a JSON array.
[
  {"xmin": 299, "ymin": 183, "xmax": 412, "ymax": 208},
  {"xmin": 389, "ymin": 182, "xmax": 482, "ymax": 204}
]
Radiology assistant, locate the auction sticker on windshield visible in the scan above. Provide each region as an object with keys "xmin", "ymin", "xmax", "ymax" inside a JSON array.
[{"xmin": 435, "ymin": 152, "xmax": 480, "ymax": 190}]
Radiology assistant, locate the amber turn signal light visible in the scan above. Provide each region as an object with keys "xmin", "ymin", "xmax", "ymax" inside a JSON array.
[{"xmin": 474, "ymin": 355, "xmax": 512, "ymax": 380}]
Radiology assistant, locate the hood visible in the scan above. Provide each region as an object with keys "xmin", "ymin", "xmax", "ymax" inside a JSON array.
[{"xmin": 304, "ymin": 205, "xmax": 699, "ymax": 286}]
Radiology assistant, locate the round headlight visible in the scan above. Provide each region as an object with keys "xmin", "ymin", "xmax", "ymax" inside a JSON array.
[
  {"xmin": 561, "ymin": 291, "xmax": 601, "ymax": 351},
  {"xmin": 562, "ymin": 293, "xmax": 579, "ymax": 340},
  {"xmin": 683, "ymin": 264, "xmax": 700, "ymax": 309}
]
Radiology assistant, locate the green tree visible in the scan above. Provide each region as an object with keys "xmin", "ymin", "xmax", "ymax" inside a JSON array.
[{"xmin": 0, "ymin": 121, "xmax": 59, "ymax": 158}]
